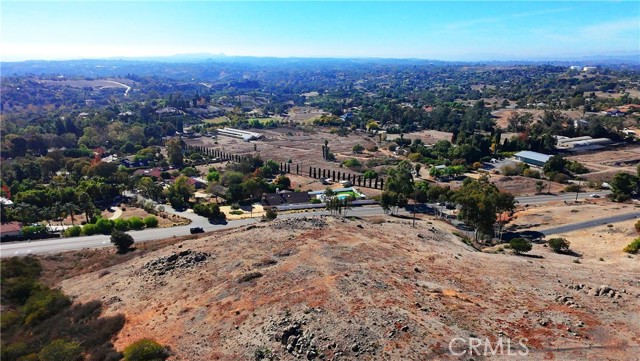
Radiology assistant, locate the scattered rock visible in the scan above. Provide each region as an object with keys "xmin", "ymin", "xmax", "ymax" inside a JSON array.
[
  {"xmin": 271, "ymin": 217, "xmax": 327, "ymax": 231},
  {"xmin": 141, "ymin": 250, "xmax": 210, "ymax": 277},
  {"xmin": 237, "ymin": 271, "xmax": 263, "ymax": 283}
]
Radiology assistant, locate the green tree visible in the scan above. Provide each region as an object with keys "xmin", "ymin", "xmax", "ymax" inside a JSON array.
[
  {"xmin": 274, "ymin": 175, "xmax": 291, "ymax": 190},
  {"xmin": 206, "ymin": 170, "xmax": 220, "ymax": 182},
  {"xmin": 610, "ymin": 172, "xmax": 638, "ymax": 202},
  {"xmin": 363, "ymin": 170, "xmax": 378, "ymax": 179},
  {"xmin": 110, "ymin": 230, "xmax": 134, "ymax": 254},
  {"xmin": 543, "ymin": 155, "xmax": 567, "ymax": 175},
  {"xmin": 510, "ymin": 238, "xmax": 532, "ymax": 254},
  {"xmin": 352, "ymin": 144, "xmax": 364, "ymax": 154},
  {"xmin": 123, "ymin": 339, "xmax": 169, "ymax": 361},
  {"xmin": 38, "ymin": 339, "xmax": 82, "ymax": 361},
  {"xmin": 193, "ymin": 202, "xmax": 225, "ymax": 220},
  {"xmin": 454, "ymin": 177, "xmax": 515, "ymax": 240},
  {"xmin": 548, "ymin": 238, "xmax": 571, "ymax": 253},
  {"xmin": 166, "ymin": 176, "xmax": 194, "ymax": 209},
  {"xmin": 138, "ymin": 177, "xmax": 163, "ymax": 201},
  {"xmin": 384, "ymin": 160, "xmax": 414, "ymax": 198},
  {"xmin": 414, "ymin": 163, "xmax": 422, "ymax": 177},
  {"xmin": 166, "ymin": 138, "xmax": 183, "ymax": 167}
]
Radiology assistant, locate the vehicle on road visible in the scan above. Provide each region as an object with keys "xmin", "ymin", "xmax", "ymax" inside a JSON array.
[
  {"xmin": 190, "ymin": 227, "xmax": 205, "ymax": 234},
  {"xmin": 590, "ymin": 194, "xmax": 601, "ymax": 198}
]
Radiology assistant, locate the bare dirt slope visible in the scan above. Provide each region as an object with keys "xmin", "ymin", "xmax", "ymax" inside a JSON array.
[{"xmin": 61, "ymin": 217, "xmax": 639, "ymax": 360}]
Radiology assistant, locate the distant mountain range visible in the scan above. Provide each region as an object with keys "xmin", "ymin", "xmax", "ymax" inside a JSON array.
[
  {"xmin": 1, "ymin": 53, "xmax": 637, "ymax": 78},
  {"xmin": 4, "ymin": 52, "xmax": 639, "ymax": 65}
]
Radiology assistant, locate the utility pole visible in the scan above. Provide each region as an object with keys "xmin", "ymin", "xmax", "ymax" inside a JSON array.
[{"xmin": 575, "ymin": 179, "xmax": 581, "ymax": 202}]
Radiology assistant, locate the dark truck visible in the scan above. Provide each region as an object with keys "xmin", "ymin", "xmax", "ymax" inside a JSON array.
[{"xmin": 190, "ymin": 227, "xmax": 204, "ymax": 234}]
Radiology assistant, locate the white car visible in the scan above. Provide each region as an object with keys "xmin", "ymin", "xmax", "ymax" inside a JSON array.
[{"xmin": 590, "ymin": 194, "xmax": 601, "ymax": 198}]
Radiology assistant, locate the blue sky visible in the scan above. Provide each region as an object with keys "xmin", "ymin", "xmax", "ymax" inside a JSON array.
[{"xmin": 1, "ymin": 1, "xmax": 639, "ymax": 61}]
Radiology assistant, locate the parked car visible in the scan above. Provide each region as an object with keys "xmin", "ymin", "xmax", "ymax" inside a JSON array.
[
  {"xmin": 590, "ymin": 194, "xmax": 601, "ymax": 198},
  {"xmin": 190, "ymin": 227, "xmax": 205, "ymax": 234}
]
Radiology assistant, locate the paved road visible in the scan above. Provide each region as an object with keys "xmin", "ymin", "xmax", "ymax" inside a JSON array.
[
  {"xmin": 0, "ymin": 191, "xmax": 617, "ymax": 257},
  {"xmin": 516, "ymin": 190, "xmax": 611, "ymax": 205},
  {"xmin": 539, "ymin": 212, "xmax": 640, "ymax": 236},
  {"xmin": 0, "ymin": 206, "xmax": 394, "ymax": 257}
]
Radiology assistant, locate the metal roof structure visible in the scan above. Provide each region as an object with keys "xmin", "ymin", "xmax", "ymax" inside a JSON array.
[{"xmin": 514, "ymin": 151, "xmax": 552, "ymax": 164}]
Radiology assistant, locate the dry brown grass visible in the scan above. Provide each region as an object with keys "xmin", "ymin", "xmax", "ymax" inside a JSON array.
[{"xmin": 58, "ymin": 216, "xmax": 639, "ymax": 360}]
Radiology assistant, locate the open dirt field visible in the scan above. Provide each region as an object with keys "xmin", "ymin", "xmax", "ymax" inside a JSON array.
[
  {"xmin": 508, "ymin": 202, "xmax": 639, "ymax": 266},
  {"xmin": 565, "ymin": 145, "xmax": 640, "ymax": 183},
  {"xmin": 403, "ymin": 129, "xmax": 454, "ymax": 145},
  {"xmin": 283, "ymin": 106, "xmax": 328, "ymax": 124},
  {"xmin": 185, "ymin": 127, "xmax": 391, "ymax": 177},
  {"xmin": 491, "ymin": 109, "xmax": 584, "ymax": 129},
  {"xmin": 58, "ymin": 215, "xmax": 639, "ymax": 360}
]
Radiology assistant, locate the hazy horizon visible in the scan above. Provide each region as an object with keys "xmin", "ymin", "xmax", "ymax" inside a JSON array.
[{"xmin": 1, "ymin": 1, "xmax": 639, "ymax": 62}]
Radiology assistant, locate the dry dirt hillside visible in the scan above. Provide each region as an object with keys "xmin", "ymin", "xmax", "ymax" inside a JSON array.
[{"xmin": 61, "ymin": 217, "xmax": 639, "ymax": 360}]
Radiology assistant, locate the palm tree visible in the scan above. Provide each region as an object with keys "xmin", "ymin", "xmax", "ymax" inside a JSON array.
[{"xmin": 63, "ymin": 203, "xmax": 80, "ymax": 226}]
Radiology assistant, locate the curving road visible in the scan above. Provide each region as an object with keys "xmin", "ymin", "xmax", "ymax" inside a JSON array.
[
  {"xmin": 539, "ymin": 212, "xmax": 640, "ymax": 236},
  {"xmin": 0, "ymin": 190, "xmax": 619, "ymax": 257},
  {"xmin": 0, "ymin": 206, "xmax": 391, "ymax": 257}
]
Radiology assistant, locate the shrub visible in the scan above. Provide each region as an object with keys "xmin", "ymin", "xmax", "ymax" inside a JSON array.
[
  {"xmin": 38, "ymin": 339, "xmax": 82, "ymax": 361},
  {"xmin": 548, "ymin": 238, "xmax": 571, "ymax": 253},
  {"xmin": 566, "ymin": 161, "xmax": 589, "ymax": 174},
  {"xmin": 522, "ymin": 169, "xmax": 541, "ymax": 179},
  {"xmin": 550, "ymin": 172, "xmax": 570, "ymax": 183},
  {"xmin": 21, "ymin": 225, "xmax": 48, "ymax": 238},
  {"xmin": 193, "ymin": 202, "xmax": 225, "ymax": 220},
  {"xmin": 22, "ymin": 289, "xmax": 71, "ymax": 326},
  {"xmin": 509, "ymin": 238, "xmax": 532, "ymax": 254},
  {"xmin": 623, "ymin": 238, "xmax": 640, "ymax": 254},
  {"xmin": 407, "ymin": 153, "xmax": 423, "ymax": 162},
  {"xmin": 110, "ymin": 230, "xmax": 134, "ymax": 254},
  {"xmin": 81, "ymin": 223, "xmax": 100, "ymax": 236},
  {"xmin": 363, "ymin": 170, "xmax": 378, "ymax": 179},
  {"xmin": 123, "ymin": 339, "xmax": 169, "ymax": 361},
  {"xmin": 564, "ymin": 184, "xmax": 581, "ymax": 193},
  {"xmin": 63, "ymin": 226, "xmax": 82, "ymax": 237},
  {"xmin": 206, "ymin": 170, "xmax": 220, "ymax": 182},
  {"xmin": 274, "ymin": 175, "xmax": 291, "ymax": 189},
  {"xmin": 127, "ymin": 217, "xmax": 145, "ymax": 231},
  {"xmin": 352, "ymin": 144, "xmax": 364, "ymax": 154},
  {"xmin": 343, "ymin": 158, "xmax": 362, "ymax": 169},
  {"xmin": 264, "ymin": 208, "xmax": 277, "ymax": 221},
  {"xmin": 230, "ymin": 203, "xmax": 240, "ymax": 210},
  {"xmin": 634, "ymin": 220, "xmax": 640, "ymax": 233},
  {"xmin": 143, "ymin": 216, "xmax": 159, "ymax": 228},
  {"xmin": 500, "ymin": 164, "xmax": 522, "ymax": 176},
  {"xmin": 113, "ymin": 218, "xmax": 130, "ymax": 231},
  {"xmin": 1, "ymin": 310, "xmax": 21, "ymax": 331},
  {"xmin": 95, "ymin": 218, "xmax": 115, "ymax": 234},
  {"xmin": 309, "ymin": 198, "xmax": 321, "ymax": 204},
  {"xmin": 2, "ymin": 342, "xmax": 30, "ymax": 361}
]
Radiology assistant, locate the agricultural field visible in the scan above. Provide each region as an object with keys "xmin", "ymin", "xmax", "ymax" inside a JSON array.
[{"xmin": 184, "ymin": 127, "xmax": 395, "ymax": 176}]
